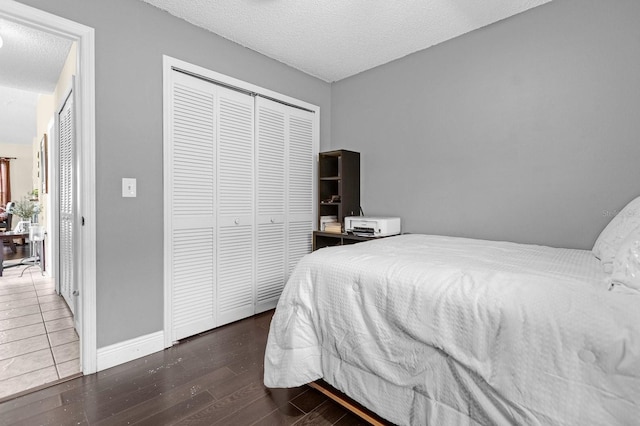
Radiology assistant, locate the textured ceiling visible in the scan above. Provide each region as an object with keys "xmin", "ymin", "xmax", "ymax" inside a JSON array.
[
  {"xmin": 141, "ymin": 0, "xmax": 552, "ymax": 82},
  {"xmin": 0, "ymin": 18, "xmax": 72, "ymax": 93},
  {"xmin": 0, "ymin": 17, "xmax": 72, "ymax": 144}
]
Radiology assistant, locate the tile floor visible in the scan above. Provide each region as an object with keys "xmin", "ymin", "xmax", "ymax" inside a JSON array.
[{"xmin": 0, "ymin": 264, "xmax": 80, "ymax": 400}]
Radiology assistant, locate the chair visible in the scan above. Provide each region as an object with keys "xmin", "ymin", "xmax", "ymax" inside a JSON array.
[
  {"xmin": 0, "ymin": 201, "xmax": 14, "ymax": 231},
  {"xmin": 20, "ymin": 225, "xmax": 45, "ymax": 276},
  {"xmin": 0, "ymin": 201, "xmax": 18, "ymax": 253}
]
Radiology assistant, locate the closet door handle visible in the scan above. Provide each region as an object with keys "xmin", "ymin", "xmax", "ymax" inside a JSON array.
[
  {"xmin": 270, "ymin": 218, "xmax": 275, "ymax": 223},
  {"xmin": 234, "ymin": 218, "xmax": 240, "ymax": 225}
]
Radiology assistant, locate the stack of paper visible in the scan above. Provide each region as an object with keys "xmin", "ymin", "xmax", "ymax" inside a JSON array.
[
  {"xmin": 320, "ymin": 215, "xmax": 338, "ymax": 231},
  {"xmin": 324, "ymin": 222, "xmax": 342, "ymax": 234}
]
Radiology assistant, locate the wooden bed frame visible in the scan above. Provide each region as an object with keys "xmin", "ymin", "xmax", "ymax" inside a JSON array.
[{"xmin": 308, "ymin": 380, "xmax": 390, "ymax": 425}]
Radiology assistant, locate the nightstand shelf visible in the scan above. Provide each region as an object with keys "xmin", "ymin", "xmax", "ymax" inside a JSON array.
[
  {"xmin": 316, "ymin": 149, "xmax": 362, "ymax": 251},
  {"xmin": 318, "ymin": 150, "xmax": 360, "ymax": 230}
]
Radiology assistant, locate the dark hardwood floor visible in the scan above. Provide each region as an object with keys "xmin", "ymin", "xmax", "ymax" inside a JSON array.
[
  {"xmin": 0, "ymin": 310, "xmax": 372, "ymax": 425},
  {"xmin": 2, "ymin": 242, "xmax": 29, "ymax": 262}
]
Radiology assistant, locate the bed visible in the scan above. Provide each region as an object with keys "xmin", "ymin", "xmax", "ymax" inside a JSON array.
[{"xmin": 264, "ymin": 207, "xmax": 640, "ymax": 425}]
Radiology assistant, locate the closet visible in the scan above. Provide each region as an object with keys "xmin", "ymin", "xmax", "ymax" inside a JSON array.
[
  {"xmin": 58, "ymin": 88, "xmax": 76, "ymax": 315},
  {"xmin": 165, "ymin": 64, "xmax": 317, "ymax": 343}
]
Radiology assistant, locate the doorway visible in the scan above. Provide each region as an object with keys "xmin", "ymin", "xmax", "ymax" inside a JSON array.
[{"xmin": 0, "ymin": 0, "xmax": 96, "ymax": 399}]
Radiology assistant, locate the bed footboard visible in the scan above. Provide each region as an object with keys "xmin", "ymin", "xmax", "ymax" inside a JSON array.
[{"xmin": 308, "ymin": 380, "xmax": 391, "ymax": 425}]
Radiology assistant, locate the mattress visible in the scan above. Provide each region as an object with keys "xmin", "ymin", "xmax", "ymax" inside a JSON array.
[{"xmin": 263, "ymin": 234, "xmax": 640, "ymax": 425}]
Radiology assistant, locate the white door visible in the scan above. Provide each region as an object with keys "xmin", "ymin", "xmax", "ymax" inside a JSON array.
[
  {"xmin": 58, "ymin": 89, "xmax": 75, "ymax": 314},
  {"xmin": 255, "ymin": 98, "xmax": 286, "ymax": 313},
  {"xmin": 167, "ymin": 72, "xmax": 256, "ymax": 337},
  {"xmin": 286, "ymin": 109, "xmax": 315, "ymax": 278},
  {"xmin": 216, "ymin": 87, "xmax": 255, "ymax": 326},
  {"xmin": 168, "ymin": 71, "xmax": 217, "ymax": 341}
]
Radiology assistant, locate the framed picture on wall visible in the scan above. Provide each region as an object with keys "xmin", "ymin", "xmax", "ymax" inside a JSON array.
[{"xmin": 40, "ymin": 134, "xmax": 48, "ymax": 194}]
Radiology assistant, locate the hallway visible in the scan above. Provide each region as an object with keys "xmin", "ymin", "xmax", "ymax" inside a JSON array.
[{"xmin": 0, "ymin": 255, "xmax": 80, "ymax": 401}]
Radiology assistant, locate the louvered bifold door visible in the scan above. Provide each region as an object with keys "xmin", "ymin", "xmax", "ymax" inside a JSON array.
[
  {"xmin": 255, "ymin": 98, "xmax": 286, "ymax": 313},
  {"xmin": 216, "ymin": 87, "xmax": 256, "ymax": 326},
  {"xmin": 58, "ymin": 90, "xmax": 75, "ymax": 314},
  {"xmin": 286, "ymin": 108, "xmax": 315, "ymax": 278},
  {"xmin": 169, "ymin": 71, "xmax": 217, "ymax": 341}
]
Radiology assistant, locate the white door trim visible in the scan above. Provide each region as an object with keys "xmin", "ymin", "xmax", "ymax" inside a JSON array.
[
  {"xmin": 163, "ymin": 55, "xmax": 319, "ymax": 348},
  {"xmin": 0, "ymin": 0, "xmax": 97, "ymax": 374}
]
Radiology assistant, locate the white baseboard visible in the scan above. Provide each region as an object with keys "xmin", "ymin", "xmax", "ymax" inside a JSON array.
[{"xmin": 96, "ymin": 331, "xmax": 164, "ymax": 372}]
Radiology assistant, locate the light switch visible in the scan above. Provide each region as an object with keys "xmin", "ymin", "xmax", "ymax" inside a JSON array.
[{"xmin": 122, "ymin": 178, "xmax": 137, "ymax": 197}]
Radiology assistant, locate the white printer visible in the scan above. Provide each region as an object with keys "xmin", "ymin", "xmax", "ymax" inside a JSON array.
[{"xmin": 344, "ymin": 216, "xmax": 401, "ymax": 237}]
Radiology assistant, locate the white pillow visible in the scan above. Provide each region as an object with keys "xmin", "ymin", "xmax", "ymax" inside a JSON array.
[
  {"xmin": 609, "ymin": 227, "xmax": 640, "ymax": 294},
  {"xmin": 592, "ymin": 195, "xmax": 640, "ymax": 266}
]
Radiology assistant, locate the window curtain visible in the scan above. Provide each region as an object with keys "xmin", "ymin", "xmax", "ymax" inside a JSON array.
[{"xmin": 0, "ymin": 159, "xmax": 11, "ymax": 207}]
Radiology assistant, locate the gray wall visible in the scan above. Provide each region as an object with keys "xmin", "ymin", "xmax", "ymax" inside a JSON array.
[
  {"xmin": 15, "ymin": 0, "xmax": 640, "ymax": 349},
  {"xmin": 331, "ymin": 0, "xmax": 640, "ymax": 249},
  {"xmin": 16, "ymin": 0, "xmax": 332, "ymax": 348}
]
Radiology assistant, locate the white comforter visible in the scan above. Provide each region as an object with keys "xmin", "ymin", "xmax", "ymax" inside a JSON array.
[{"xmin": 264, "ymin": 234, "xmax": 640, "ymax": 425}]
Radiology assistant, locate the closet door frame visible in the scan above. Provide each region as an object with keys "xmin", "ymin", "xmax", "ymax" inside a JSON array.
[{"xmin": 163, "ymin": 56, "xmax": 319, "ymax": 348}]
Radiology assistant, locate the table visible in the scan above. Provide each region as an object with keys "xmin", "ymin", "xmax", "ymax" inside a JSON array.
[
  {"xmin": 312, "ymin": 230, "xmax": 393, "ymax": 251},
  {"xmin": 0, "ymin": 231, "xmax": 30, "ymax": 277}
]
